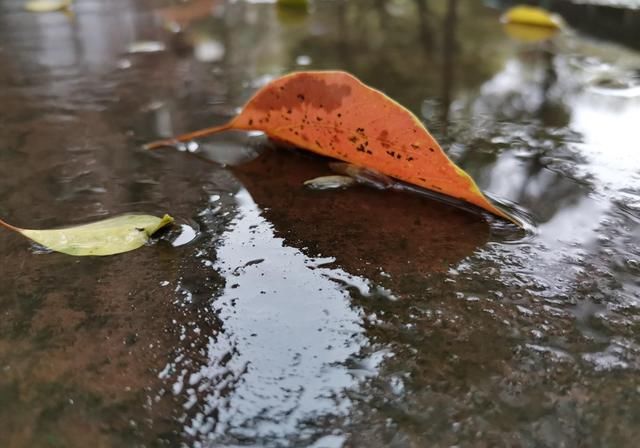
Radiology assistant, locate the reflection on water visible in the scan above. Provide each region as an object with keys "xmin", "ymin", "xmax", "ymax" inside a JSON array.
[
  {"xmin": 165, "ymin": 188, "xmax": 369, "ymax": 445},
  {"xmin": 1, "ymin": 0, "xmax": 640, "ymax": 446}
]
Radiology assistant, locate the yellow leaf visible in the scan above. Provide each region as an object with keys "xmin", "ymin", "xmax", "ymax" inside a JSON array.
[
  {"xmin": 25, "ymin": 0, "xmax": 72, "ymax": 13},
  {"xmin": 500, "ymin": 5, "xmax": 564, "ymax": 30},
  {"xmin": 503, "ymin": 23, "xmax": 559, "ymax": 43},
  {"xmin": 0, "ymin": 214, "xmax": 173, "ymax": 256}
]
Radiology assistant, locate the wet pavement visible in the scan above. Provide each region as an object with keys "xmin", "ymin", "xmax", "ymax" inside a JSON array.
[{"xmin": 0, "ymin": 0, "xmax": 639, "ymax": 447}]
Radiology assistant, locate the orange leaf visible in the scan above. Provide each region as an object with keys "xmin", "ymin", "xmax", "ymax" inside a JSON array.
[{"xmin": 145, "ymin": 71, "xmax": 517, "ymax": 224}]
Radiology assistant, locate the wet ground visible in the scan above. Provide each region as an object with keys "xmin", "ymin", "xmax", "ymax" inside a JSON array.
[{"xmin": 1, "ymin": 0, "xmax": 640, "ymax": 447}]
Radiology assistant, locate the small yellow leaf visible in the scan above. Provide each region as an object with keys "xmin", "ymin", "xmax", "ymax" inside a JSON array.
[
  {"xmin": 500, "ymin": 5, "xmax": 564, "ymax": 29},
  {"xmin": 25, "ymin": 0, "xmax": 72, "ymax": 13},
  {"xmin": 0, "ymin": 214, "xmax": 173, "ymax": 256},
  {"xmin": 503, "ymin": 23, "xmax": 559, "ymax": 43}
]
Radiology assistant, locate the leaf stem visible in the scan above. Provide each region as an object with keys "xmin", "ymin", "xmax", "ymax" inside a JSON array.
[
  {"xmin": 143, "ymin": 122, "xmax": 234, "ymax": 150},
  {"xmin": 0, "ymin": 218, "xmax": 20, "ymax": 233}
]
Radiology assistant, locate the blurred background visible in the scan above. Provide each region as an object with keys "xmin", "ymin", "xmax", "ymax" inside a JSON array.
[{"xmin": 0, "ymin": 0, "xmax": 639, "ymax": 447}]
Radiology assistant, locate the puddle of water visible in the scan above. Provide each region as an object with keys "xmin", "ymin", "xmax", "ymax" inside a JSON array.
[
  {"xmin": 1, "ymin": 0, "xmax": 640, "ymax": 447},
  {"xmin": 161, "ymin": 188, "xmax": 369, "ymax": 444}
]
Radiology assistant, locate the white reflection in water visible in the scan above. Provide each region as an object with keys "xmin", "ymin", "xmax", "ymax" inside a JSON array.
[
  {"xmin": 459, "ymin": 39, "xmax": 640, "ymax": 322},
  {"xmin": 569, "ymin": 92, "xmax": 640, "ymax": 192},
  {"xmin": 171, "ymin": 224, "xmax": 198, "ymax": 247},
  {"xmin": 167, "ymin": 189, "xmax": 376, "ymax": 444}
]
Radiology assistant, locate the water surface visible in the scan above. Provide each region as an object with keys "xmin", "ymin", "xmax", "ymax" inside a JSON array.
[{"xmin": 1, "ymin": 1, "xmax": 639, "ymax": 447}]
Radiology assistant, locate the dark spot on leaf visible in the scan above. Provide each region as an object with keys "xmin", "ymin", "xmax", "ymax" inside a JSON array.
[
  {"xmin": 248, "ymin": 119, "xmax": 253, "ymax": 126},
  {"xmin": 349, "ymin": 136, "xmax": 358, "ymax": 143},
  {"xmin": 429, "ymin": 147, "xmax": 435, "ymax": 152},
  {"xmin": 378, "ymin": 130, "xmax": 392, "ymax": 148}
]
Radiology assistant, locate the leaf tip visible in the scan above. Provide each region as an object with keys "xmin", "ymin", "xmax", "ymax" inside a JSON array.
[
  {"xmin": 147, "ymin": 214, "xmax": 175, "ymax": 237},
  {"xmin": 160, "ymin": 214, "xmax": 175, "ymax": 226}
]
